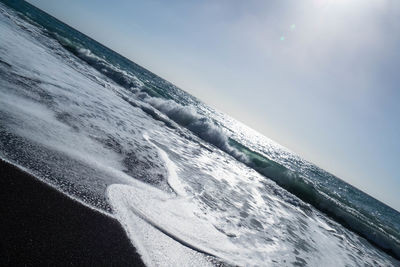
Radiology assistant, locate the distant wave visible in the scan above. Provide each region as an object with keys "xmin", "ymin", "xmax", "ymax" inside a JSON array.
[
  {"xmin": 52, "ymin": 34, "xmax": 144, "ymax": 89},
  {"xmin": 51, "ymin": 35, "xmax": 400, "ymax": 260}
]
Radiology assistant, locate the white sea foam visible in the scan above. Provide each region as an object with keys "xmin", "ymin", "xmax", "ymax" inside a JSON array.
[
  {"xmin": 107, "ymin": 183, "xmax": 234, "ymax": 267},
  {"xmin": 110, "ymin": 203, "xmax": 214, "ymax": 267},
  {"xmin": 108, "ymin": 132, "xmax": 400, "ymax": 266},
  {"xmin": 143, "ymin": 133, "xmax": 187, "ymax": 196},
  {"xmin": 107, "ymin": 135, "xmax": 243, "ymax": 265}
]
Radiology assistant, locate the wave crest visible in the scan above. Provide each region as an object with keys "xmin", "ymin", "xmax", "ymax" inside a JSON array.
[{"xmin": 145, "ymin": 97, "xmax": 248, "ymax": 162}]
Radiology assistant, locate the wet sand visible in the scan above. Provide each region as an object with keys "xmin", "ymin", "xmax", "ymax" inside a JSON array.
[{"xmin": 0, "ymin": 159, "xmax": 145, "ymax": 266}]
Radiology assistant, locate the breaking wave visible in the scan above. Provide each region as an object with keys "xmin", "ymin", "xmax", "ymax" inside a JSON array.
[{"xmin": 146, "ymin": 98, "xmax": 248, "ymax": 162}]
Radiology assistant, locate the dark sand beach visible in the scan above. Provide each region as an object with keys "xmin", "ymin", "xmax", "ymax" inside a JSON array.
[{"xmin": 0, "ymin": 159, "xmax": 145, "ymax": 266}]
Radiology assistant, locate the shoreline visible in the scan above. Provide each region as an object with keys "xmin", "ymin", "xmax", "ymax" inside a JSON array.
[{"xmin": 0, "ymin": 159, "xmax": 145, "ymax": 266}]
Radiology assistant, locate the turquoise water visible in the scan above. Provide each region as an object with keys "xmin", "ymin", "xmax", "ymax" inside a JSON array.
[{"xmin": 1, "ymin": 0, "xmax": 399, "ymax": 265}]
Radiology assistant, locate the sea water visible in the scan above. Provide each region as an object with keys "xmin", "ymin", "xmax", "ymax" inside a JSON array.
[{"xmin": 0, "ymin": 1, "xmax": 399, "ymax": 266}]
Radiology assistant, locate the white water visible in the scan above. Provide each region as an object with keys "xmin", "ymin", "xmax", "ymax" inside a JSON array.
[
  {"xmin": 0, "ymin": 4, "xmax": 398, "ymax": 266},
  {"xmin": 107, "ymin": 136, "xmax": 399, "ymax": 266},
  {"xmin": 107, "ymin": 183, "xmax": 215, "ymax": 267}
]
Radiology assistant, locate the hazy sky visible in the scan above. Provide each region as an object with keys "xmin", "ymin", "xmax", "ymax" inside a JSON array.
[{"xmin": 28, "ymin": 0, "xmax": 400, "ymax": 210}]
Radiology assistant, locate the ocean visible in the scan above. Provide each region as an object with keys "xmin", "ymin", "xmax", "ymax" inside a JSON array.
[{"xmin": 0, "ymin": 1, "xmax": 399, "ymax": 266}]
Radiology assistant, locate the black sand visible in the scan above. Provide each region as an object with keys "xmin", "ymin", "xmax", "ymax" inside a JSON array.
[{"xmin": 0, "ymin": 159, "xmax": 145, "ymax": 266}]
